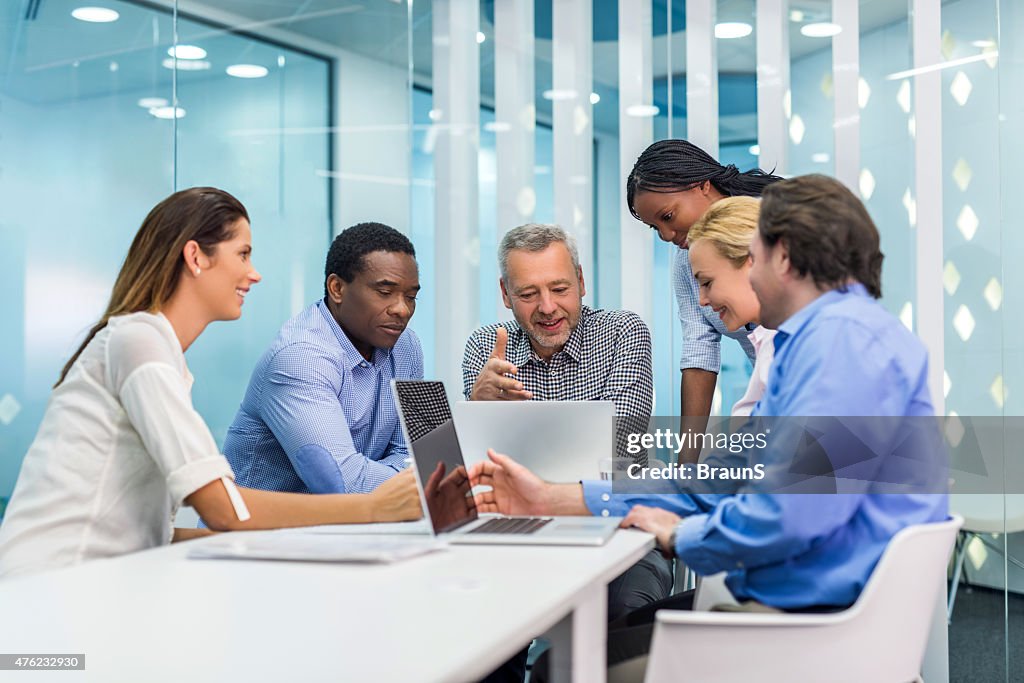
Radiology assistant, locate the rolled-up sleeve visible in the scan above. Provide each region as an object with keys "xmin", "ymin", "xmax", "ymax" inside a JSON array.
[
  {"xmin": 674, "ymin": 248, "xmax": 722, "ymax": 373},
  {"xmin": 119, "ymin": 363, "xmax": 234, "ymax": 506}
]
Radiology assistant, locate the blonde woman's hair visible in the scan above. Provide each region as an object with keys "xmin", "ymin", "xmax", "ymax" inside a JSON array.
[{"xmin": 687, "ymin": 195, "xmax": 761, "ymax": 267}]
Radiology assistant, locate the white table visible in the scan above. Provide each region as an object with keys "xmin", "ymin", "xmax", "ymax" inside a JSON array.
[{"xmin": 0, "ymin": 529, "xmax": 653, "ymax": 683}]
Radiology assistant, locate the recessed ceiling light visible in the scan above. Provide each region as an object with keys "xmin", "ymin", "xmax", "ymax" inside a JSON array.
[
  {"xmin": 789, "ymin": 10, "xmax": 805, "ymax": 22},
  {"xmin": 476, "ymin": 32, "xmax": 486, "ymax": 44},
  {"xmin": 748, "ymin": 144, "xmax": 760, "ymax": 156},
  {"xmin": 71, "ymin": 7, "xmax": 119, "ymax": 22},
  {"xmin": 226, "ymin": 64, "xmax": 269, "ymax": 78},
  {"xmin": 812, "ymin": 152, "xmax": 831, "ymax": 163},
  {"xmin": 162, "ymin": 58, "xmax": 211, "ymax": 71},
  {"xmin": 715, "ymin": 22, "xmax": 752, "ymax": 39},
  {"xmin": 626, "ymin": 104, "xmax": 660, "ymax": 118},
  {"xmin": 167, "ymin": 45, "xmax": 207, "ymax": 60},
  {"xmin": 801, "ymin": 22, "xmax": 842, "ymax": 38},
  {"xmin": 137, "ymin": 97, "xmax": 168, "ymax": 108},
  {"xmin": 590, "ymin": 92, "xmax": 601, "ymax": 105},
  {"xmin": 149, "ymin": 106, "xmax": 186, "ymax": 119}
]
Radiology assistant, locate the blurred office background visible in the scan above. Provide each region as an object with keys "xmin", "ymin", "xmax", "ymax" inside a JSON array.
[{"xmin": 0, "ymin": 1, "xmax": 1021, "ymax": 679}]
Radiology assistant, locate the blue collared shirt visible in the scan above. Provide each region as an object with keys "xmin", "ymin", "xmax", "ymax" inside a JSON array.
[
  {"xmin": 224, "ymin": 300, "xmax": 423, "ymax": 494},
  {"xmin": 584, "ymin": 284, "xmax": 948, "ymax": 609}
]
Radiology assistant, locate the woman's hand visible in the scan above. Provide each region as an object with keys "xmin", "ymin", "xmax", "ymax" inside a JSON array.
[{"xmin": 367, "ymin": 469, "xmax": 423, "ymax": 522}]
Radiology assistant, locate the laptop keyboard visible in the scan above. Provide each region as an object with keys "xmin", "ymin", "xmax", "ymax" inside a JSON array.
[{"xmin": 467, "ymin": 517, "xmax": 553, "ymax": 535}]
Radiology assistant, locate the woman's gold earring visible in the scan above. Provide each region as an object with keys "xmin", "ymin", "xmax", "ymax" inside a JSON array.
[{"xmin": 195, "ymin": 268, "xmax": 201, "ymax": 276}]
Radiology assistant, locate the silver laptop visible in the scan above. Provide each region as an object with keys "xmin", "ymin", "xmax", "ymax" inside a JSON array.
[
  {"xmin": 392, "ymin": 380, "xmax": 620, "ymax": 546},
  {"xmin": 454, "ymin": 400, "xmax": 614, "ymax": 482}
]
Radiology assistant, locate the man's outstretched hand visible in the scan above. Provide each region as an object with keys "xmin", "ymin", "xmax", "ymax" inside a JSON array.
[{"xmin": 468, "ymin": 450, "xmax": 590, "ymax": 517}]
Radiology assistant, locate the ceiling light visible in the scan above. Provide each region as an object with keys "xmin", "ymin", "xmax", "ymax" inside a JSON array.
[
  {"xmin": 71, "ymin": 7, "xmax": 119, "ymax": 22},
  {"xmin": 477, "ymin": 32, "xmax": 486, "ymax": 44},
  {"xmin": 811, "ymin": 152, "xmax": 830, "ymax": 163},
  {"xmin": 590, "ymin": 92, "xmax": 600, "ymax": 105},
  {"xmin": 167, "ymin": 45, "xmax": 207, "ymax": 60},
  {"xmin": 715, "ymin": 22, "xmax": 752, "ymax": 39},
  {"xmin": 149, "ymin": 106, "xmax": 186, "ymax": 119},
  {"xmin": 789, "ymin": 10, "xmax": 804, "ymax": 22},
  {"xmin": 801, "ymin": 22, "xmax": 842, "ymax": 38},
  {"xmin": 748, "ymin": 144, "xmax": 760, "ymax": 156},
  {"xmin": 162, "ymin": 58, "xmax": 211, "ymax": 71},
  {"xmin": 626, "ymin": 104, "xmax": 660, "ymax": 117},
  {"xmin": 226, "ymin": 64, "xmax": 269, "ymax": 78},
  {"xmin": 137, "ymin": 97, "xmax": 168, "ymax": 108},
  {"xmin": 542, "ymin": 89, "xmax": 578, "ymax": 101},
  {"xmin": 972, "ymin": 39, "xmax": 996, "ymax": 48}
]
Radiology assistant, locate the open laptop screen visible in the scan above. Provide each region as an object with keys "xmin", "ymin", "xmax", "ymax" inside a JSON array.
[{"xmin": 392, "ymin": 381, "xmax": 479, "ymax": 534}]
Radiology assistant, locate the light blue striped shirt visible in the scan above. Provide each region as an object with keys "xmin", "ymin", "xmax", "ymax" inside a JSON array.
[
  {"xmin": 673, "ymin": 247, "xmax": 756, "ymax": 372},
  {"xmin": 224, "ymin": 300, "xmax": 423, "ymax": 494}
]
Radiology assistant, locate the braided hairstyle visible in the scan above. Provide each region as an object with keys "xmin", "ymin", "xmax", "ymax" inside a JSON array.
[{"xmin": 627, "ymin": 139, "xmax": 784, "ymax": 221}]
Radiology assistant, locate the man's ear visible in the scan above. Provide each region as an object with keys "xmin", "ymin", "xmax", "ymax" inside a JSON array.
[
  {"xmin": 774, "ymin": 239, "xmax": 792, "ymax": 279},
  {"xmin": 499, "ymin": 278, "xmax": 512, "ymax": 310},
  {"xmin": 577, "ymin": 266, "xmax": 586, "ymax": 299},
  {"xmin": 326, "ymin": 273, "xmax": 346, "ymax": 305}
]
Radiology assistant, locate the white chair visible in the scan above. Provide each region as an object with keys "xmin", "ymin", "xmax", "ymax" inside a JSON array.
[{"xmin": 644, "ymin": 515, "xmax": 963, "ymax": 683}]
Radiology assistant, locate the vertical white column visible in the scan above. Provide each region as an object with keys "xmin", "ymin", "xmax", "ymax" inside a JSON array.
[
  {"xmin": 618, "ymin": 0, "xmax": 653, "ymax": 323},
  {"xmin": 552, "ymin": 0, "xmax": 594, "ymax": 305},
  {"xmin": 913, "ymin": 1, "xmax": 946, "ymax": 678},
  {"xmin": 832, "ymin": 0, "xmax": 860, "ymax": 192},
  {"xmin": 433, "ymin": 0, "xmax": 480, "ymax": 398},
  {"xmin": 685, "ymin": 0, "xmax": 718, "ymax": 156},
  {"xmin": 494, "ymin": 0, "xmax": 535, "ymax": 320},
  {"xmin": 756, "ymin": 0, "xmax": 789, "ymax": 174},
  {"xmin": 912, "ymin": 0, "xmax": 944, "ymax": 417}
]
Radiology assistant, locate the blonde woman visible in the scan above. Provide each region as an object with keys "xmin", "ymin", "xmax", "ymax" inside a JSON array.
[
  {"xmin": 0, "ymin": 188, "xmax": 421, "ymax": 578},
  {"xmin": 686, "ymin": 195, "xmax": 775, "ymax": 417}
]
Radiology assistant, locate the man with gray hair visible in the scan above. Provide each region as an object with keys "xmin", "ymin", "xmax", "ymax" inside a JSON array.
[
  {"xmin": 463, "ymin": 223, "xmax": 653, "ymax": 420},
  {"xmin": 462, "ymin": 223, "xmax": 668, "ymax": 624}
]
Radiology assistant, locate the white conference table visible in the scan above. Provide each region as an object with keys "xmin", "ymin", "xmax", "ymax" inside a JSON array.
[{"xmin": 0, "ymin": 528, "xmax": 653, "ymax": 683}]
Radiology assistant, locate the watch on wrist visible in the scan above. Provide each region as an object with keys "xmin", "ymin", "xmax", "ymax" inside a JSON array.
[{"xmin": 664, "ymin": 528, "xmax": 678, "ymax": 559}]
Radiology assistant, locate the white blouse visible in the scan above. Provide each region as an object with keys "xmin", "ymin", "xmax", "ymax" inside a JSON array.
[
  {"xmin": 730, "ymin": 325, "xmax": 777, "ymax": 418},
  {"xmin": 0, "ymin": 312, "xmax": 235, "ymax": 578}
]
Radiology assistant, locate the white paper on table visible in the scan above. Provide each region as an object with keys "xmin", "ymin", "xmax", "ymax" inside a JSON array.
[
  {"xmin": 276, "ymin": 520, "xmax": 433, "ymax": 536},
  {"xmin": 188, "ymin": 532, "xmax": 445, "ymax": 563}
]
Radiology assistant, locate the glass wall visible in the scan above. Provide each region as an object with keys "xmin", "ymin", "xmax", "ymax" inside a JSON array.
[{"xmin": 1, "ymin": 0, "xmax": 351, "ymax": 506}]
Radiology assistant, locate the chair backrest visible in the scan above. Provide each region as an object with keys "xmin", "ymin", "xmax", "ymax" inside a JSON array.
[
  {"xmin": 814, "ymin": 514, "xmax": 963, "ymax": 680},
  {"xmin": 648, "ymin": 515, "xmax": 962, "ymax": 683}
]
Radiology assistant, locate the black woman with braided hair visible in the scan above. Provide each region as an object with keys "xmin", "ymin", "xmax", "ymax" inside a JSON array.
[{"xmin": 626, "ymin": 139, "xmax": 783, "ymax": 462}]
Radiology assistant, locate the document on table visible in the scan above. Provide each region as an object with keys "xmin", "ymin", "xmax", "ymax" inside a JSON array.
[
  {"xmin": 188, "ymin": 532, "xmax": 445, "ymax": 563},
  {"xmin": 278, "ymin": 520, "xmax": 432, "ymax": 535}
]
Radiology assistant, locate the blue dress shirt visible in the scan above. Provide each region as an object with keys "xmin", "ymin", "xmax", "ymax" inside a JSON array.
[
  {"xmin": 584, "ymin": 284, "xmax": 948, "ymax": 609},
  {"xmin": 224, "ymin": 300, "xmax": 423, "ymax": 494}
]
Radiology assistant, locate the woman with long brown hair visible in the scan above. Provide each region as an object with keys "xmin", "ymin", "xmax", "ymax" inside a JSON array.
[{"xmin": 0, "ymin": 187, "xmax": 421, "ymax": 578}]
